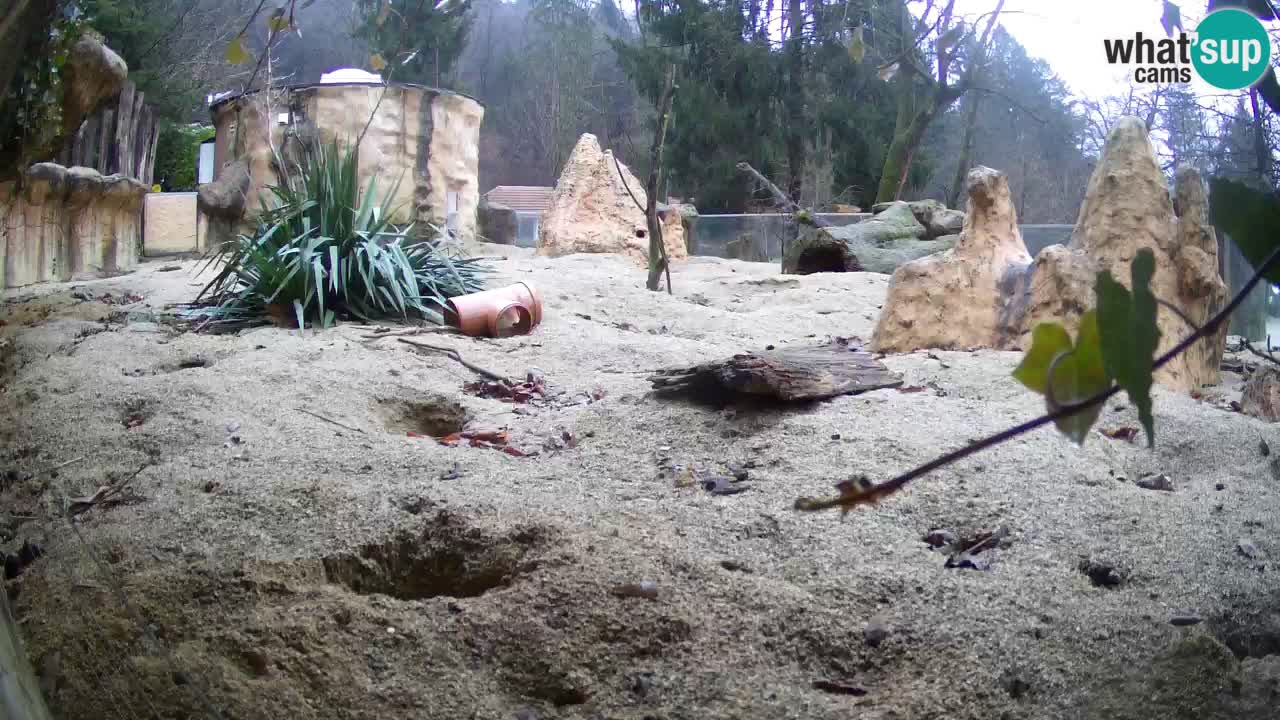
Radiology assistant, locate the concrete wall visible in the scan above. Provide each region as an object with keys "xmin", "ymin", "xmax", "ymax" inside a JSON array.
[
  {"xmin": 0, "ymin": 164, "xmax": 144, "ymax": 291},
  {"xmin": 1, "ymin": 583, "xmax": 54, "ymax": 720},
  {"xmin": 143, "ymin": 192, "xmax": 206, "ymax": 255},
  {"xmin": 209, "ymin": 84, "xmax": 484, "ymax": 245}
]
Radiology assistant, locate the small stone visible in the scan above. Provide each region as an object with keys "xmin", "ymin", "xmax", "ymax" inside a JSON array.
[
  {"xmin": 202, "ymin": 480, "xmax": 219, "ymax": 493},
  {"xmin": 924, "ymin": 529, "xmax": 957, "ymax": 548},
  {"xmin": 1136, "ymin": 474, "xmax": 1174, "ymax": 492},
  {"xmin": 1237, "ymin": 539, "xmax": 1265, "ymax": 560},
  {"xmin": 863, "ymin": 615, "xmax": 891, "ymax": 647},
  {"xmin": 1216, "ymin": 483, "xmax": 1226, "ymax": 491},
  {"xmin": 610, "ymin": 580, "xmax": 659, "ymax": 600},
  {"xmin": 719, "ymin": 559, "xmax": 752, "ymax": 573},
  {"xmin": 726, "ymin": 462, "xmax": 750, "ymax": 482},
  {"xmin": 1080, "ymin": 558, "xmax": 1125, "ymax": 587},
  {"xmin": 1170, "ymin": 614, "xmax": 1203, "ymax": 627},
  {"xmin": 1262, "ymin": 439, "xmax": 1272, "ymax": 457},
  {"xmin": 830, "ymin": 433, "xmax": 841, "ymax": 441}
]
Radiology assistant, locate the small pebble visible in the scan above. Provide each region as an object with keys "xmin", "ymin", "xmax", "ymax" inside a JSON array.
[
  {"xmin": 1136, "ymin": 474, "xmax": 1174, "ymax": 492},
  {"xmin": 1170, "ymin": 614, "xmax": 1203, "ymax": 627},
  {"xmin": 863, "ymin": 616, "xmax": 891, "ymax": 647},
  {"xmin": 924, "ymin": 529, "xmax": 957, "ymax": 548},
  {"xmin": 611, "ymin": 580, "xmax": 659, "ymax": 600},
  {"xmin": 1237, "ymin": 539, "xmax": 1265, "ymax": 560},
  {"xmin": 1216, "ymin": 483, "xmax": 1226, "ymax": 491},
  {"xmin": 830, "ymin": 433, "xmax": 841, "ymax": 441},
  {"xmin": 1262, "ymin": 439, "xmax": 1272, "ymax": 457},
  {"xmin": 719, "ymin": 559, "xmax": 752, "ymax": 573}
]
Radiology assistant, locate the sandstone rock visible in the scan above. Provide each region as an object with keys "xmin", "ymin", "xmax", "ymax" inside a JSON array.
[
  {"xmin": 1241, "ymin": 364, "xmax": 1280, "ymax": 422},
  {"xmin": 198, "ymin": 157, "xmax": 251, "ymax": 249},
  {"xmin": 871, "ymin": 167, "xmax": 1032, "ymax": 352},
  {"xmin": 478, "ymin": 199, "xmax": 517, "ymax": 245},
  {"xmin": 1020, "ymin": 119, "xmax": 1227, "ymax": 392},
  {"xmin": 871, "ymin": 118, "xmax": 1229, "ymax": 396},
  {"xmin": 61, "ymin": 36, "xmax": 128, "ymax": 136},
  {"xmin": 1, "ymin": 163, "xmax": 144, "ymax": 289},
  {"xmin": 783, "ymin": 203, "xmax": 929, "ymax": 274},
  {"xmin": 536, "ymin": 134, "xmax": 687, "ymax": 265}
]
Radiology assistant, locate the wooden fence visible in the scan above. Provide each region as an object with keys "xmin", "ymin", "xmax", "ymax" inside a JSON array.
[{"xmin": 56, "ymin": 80, "xmax": 159, "ymax": 185}]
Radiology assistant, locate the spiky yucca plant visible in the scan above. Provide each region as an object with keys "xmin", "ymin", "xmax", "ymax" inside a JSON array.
[{"xmin": 194, "ymin": 139, "xmax": 486, "ymax": 330}]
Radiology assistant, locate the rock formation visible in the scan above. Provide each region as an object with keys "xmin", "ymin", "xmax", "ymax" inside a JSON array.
[
  {"xmin": 61, "ymin": 36, "xmax": 129, "ymax": 137},
  {"xmin": 871, "ymin": 199, "xmax": 965, "ymax": 239},
  {"xmin": 871, "ymin": 117, "xmax": 1229, "ymax": 395},
  {"xmin": 872, "ymin": 167, "xmax": 1032, "ymax": 352},
  {"xmin": 783, "ymin": 203, "xmax": 954, "ymax": 274},
  {"xmin": 536, "ymin": 134, "xmax": 687, "ymax": 264},
  {"xmin": 477, "ymin": 198, "xmax": 517, "ymax": 245},
  {"xmin": 0, "ymin": 163, "xmax": 146, "ymax": 289}
]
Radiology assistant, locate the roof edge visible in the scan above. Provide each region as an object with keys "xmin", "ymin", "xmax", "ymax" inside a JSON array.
[{"xmin": 208, "ymin": 81, "xmax": 481, "ymax": 113}]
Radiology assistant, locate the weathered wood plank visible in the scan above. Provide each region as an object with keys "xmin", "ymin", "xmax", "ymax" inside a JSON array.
[{"xmin": 649, "ymin": 342, "xmax": 903, "ymax": 402}]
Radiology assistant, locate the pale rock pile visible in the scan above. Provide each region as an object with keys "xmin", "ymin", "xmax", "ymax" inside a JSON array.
[{"xmin": 536, "ymin": 134, "xmax": 687, "ymax": 265}]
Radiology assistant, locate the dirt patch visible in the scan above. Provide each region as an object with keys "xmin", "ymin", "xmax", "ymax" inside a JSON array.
[
  {"xmin": 322, "ymin": 514, "xmax": 548, "ymax": 600},
  {"xmin": 375, "ymin": 394, "xmax": 470, "ymax": 436}
]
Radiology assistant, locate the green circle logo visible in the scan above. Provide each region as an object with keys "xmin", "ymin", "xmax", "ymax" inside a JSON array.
[{"xmin": 1193, "ymin": 9, "xmax": 1273, "ymax": 90}]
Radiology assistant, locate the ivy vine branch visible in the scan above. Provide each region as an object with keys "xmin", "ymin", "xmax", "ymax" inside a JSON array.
[{"xmin": 795, "ymin": 243, "xmax": 1280, "ymax": 516}]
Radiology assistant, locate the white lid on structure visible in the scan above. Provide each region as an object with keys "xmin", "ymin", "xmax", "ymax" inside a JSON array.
[{"xmin": 319, "ymin": 68, "xmax": 384, "ymax": 84}]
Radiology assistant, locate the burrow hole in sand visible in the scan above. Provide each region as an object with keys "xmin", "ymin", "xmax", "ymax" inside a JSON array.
[
  {"xmin": 375, "ymin": 394, "xmax": 470, "ymax": 437},
  {"xmin": 321, "ymin": 516, "xmax": 549, "ymax": 600}
]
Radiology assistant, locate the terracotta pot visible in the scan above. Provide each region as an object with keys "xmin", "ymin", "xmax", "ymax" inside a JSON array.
[{"xmin": 446, "ymin": 282, "xmax": 543, "ymax": 338}]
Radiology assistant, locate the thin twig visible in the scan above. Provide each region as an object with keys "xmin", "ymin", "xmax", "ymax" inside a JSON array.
[
  {"xmin": 66, "ymin": 465, "xmax": 148, "ymax": 518},
  {"xmin": 397, "ymin": 338, "xmax": 512, "ymax": 383},
  {"xmin": 798, "ymin": 244, "xmax": 1280, "ymax": 511},
  {"xmin": 297, "ymin": 408, "xmax": 367, "ymax": 435}
]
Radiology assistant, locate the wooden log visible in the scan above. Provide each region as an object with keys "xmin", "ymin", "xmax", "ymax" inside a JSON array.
[{"xmin": 649, "ymin": 342, "xmax": 903, "ymax": 402}]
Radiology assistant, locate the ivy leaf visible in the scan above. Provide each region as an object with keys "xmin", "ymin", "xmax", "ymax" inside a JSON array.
[
  {"xmin": 369, "ymin": 53, "xmax": 388, "ymax": 71},
  {"xmin": 267, "ymin": 8, "xmax": 291, "ymax": 33},
  {"xmin": 1210, "ymin": 179, "xmax": 1280, "ymax": 285},
  {"xmin": 1096, "ymin": 249, "xmax": 1160, "ymax": 448},
  {"xmin": 1160, "ymin": 1, "xmax": 1183, "ymax": 37},
  {"xmin": 1013, "ymin": 314, "xmax": 1110, "ymax": 445},
  {"xmin": 225, "ymin": 36, "xmax": 250, "ymax": 65},
  {"xmin": 848, "ymin": 26, "xmax": 866, "ymax": 63},
  {"xmin": 1012, "ymin": 322, "xmax": 1073, "ymax": 394}
]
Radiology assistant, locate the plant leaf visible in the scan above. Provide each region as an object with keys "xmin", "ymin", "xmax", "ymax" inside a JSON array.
[
  {"xmin": 376, "ymin": 0, "xmax": 392, "ymax": 27},
  {"xmin": 847, "ymin": 26, "xmax": 866, "ymax": 63},
  {"xmin": 267, "ymin": 7, "xmax": 291, "ymax": 32},
  {"xmin": 1209, "ymin": 177, "xmax": 1280, "ymax": 284},
  {"xmin": 225, "ymin": 36, "xmax": 250, "ymax": 65},
  {"xmin": 1096, "ymin": 250, "xmax": 1161, "ymax": 448},
  {"xmin": 877, "ymin": 62, "xmax": 899, "ymax": 83},
  {"xmin": 370, "ymin": 53, "xmax": 387, "ymax": 72},
  {"xmin": 1013, "ymin": 322, "xmax": 1073, "ymax": 394},
  {"xmin": 1013, "ymin": 313, "xmax": 1110, "ymax": 445}
]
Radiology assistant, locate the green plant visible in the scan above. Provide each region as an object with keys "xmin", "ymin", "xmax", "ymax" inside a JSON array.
[
  {"xmin": 152, "ymin": 123, "xmax": 213, "ymax": 191},
  {"xmin": 194, "ymin": 138, "xmax": 486, "ymax": 331}
]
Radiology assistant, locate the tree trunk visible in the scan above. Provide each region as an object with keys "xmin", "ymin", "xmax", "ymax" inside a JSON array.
[
  {"xmin": 1250, "ymin": 88, "xmax": 1272, "ymax": 182},
  {"xmin": 645, "ymin": 65, "xmax": 677, "ymax": 292},
  {"xmin": 947, "ymin": 94, "xmax": 981, "ymax": 208},
  {"xmin": 784, "ymin": 0, "xmax": 806, "ymax": 202},
  {"xmin": 876, "ymin": 99, "xmax": 938, "ymax": 204}
]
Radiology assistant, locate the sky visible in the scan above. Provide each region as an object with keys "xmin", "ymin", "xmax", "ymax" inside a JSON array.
[{"xmin": 955, "ymin": 0, "xmax": 1212, "ymax": 98}]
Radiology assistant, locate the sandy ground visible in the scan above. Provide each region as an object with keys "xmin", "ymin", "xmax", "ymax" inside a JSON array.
[{"xmin": 2, "ymin": 245, "xmax": 1279, "ymax": 720}]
